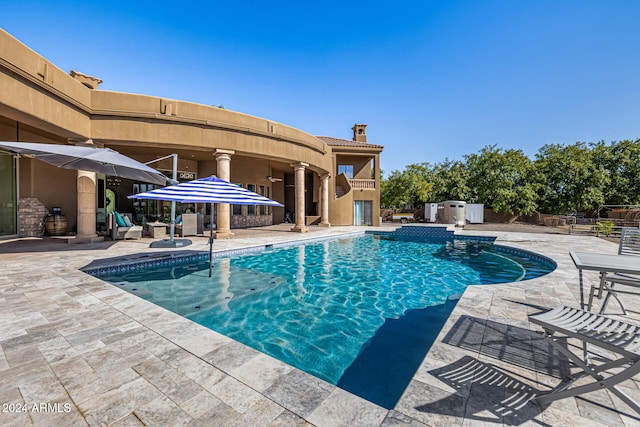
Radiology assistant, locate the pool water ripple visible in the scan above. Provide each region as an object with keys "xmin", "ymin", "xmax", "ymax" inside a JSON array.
[{"xmin": 99, "ymin": 234, "xmax": 554, "ymax": 407}]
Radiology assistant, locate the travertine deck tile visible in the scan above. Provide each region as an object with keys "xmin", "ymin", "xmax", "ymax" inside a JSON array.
[
  {"xmin": 263, "ymin": 369, "xmax": 334, "ymax": 418},
  {"xmin": 132, "ymin": 356, "xmax": 204, "ymax": 405},
  {"xmin": 231, "ymin": 353, "xmax": 294, "ymax": 392},
  {"xmin": 180, "ymin": 390, "xmax": 224, "ymax": 419},
  {"xmin": 77, "ymin": 376, "xmax": 161, "ymax": 425},
  {"xmin": 394, "ymin": 378, "xmax": 465, "ymax": 426},
  {"xmin": 210, "ymin": 376, "xmax": 264, "ymax": 413},
  {"xmin": 65, "ymin": 366, "xmax": 140, "ymax": 406},
  {"xmin": 189, "ymin": 401, "xmax": 242, "ymax": 426},
  {"xmin": 173, "ymin": 330, "xmax": 232, "ymax": 358},
  {"xmin": 1, "ymin": 226, "xmax": 639, "ymax": 426},
  {"xmin": 133, "ymin": 394, "xmax": 194, "ymax": 426},
  {"xmin": 307, "ymin": 388, "xmax": 388, "ymax": 427},
  {"xmin": 235, "ymin": 396, "xmax": 286, "ymax": 427},
  {"xmin": 202, "ymin": 339, "xmax": 262, "ymax": 372},
  {"xmin": 266, "ymin": 409, "xmax": 310, "ymax": 426}
]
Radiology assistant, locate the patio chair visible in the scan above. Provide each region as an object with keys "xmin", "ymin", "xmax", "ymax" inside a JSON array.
[
  {"xmin": 176, "ymin": 213, "xmax": 198, "ymax": 237},
  {"xmin": 529, "ymin": 305, "xmax": 640, "ymax": 413},
  {"xmin": 108, "ymin": 212, "xmax": 142, "ymax": 240},
  {"xmin": 589, "ymin": 227, "xmax": 640, "ymax": 314}
]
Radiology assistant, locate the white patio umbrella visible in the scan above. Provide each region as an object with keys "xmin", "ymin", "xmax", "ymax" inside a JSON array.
[
  {"xmin": 0, "ymin": 141, "xmax": 167, "ymax": 185},
  {"xmin": 128, "ymin": 175, "xmax": 284, "ymax": 276}
]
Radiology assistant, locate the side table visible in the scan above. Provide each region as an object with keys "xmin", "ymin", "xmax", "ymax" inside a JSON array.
[{"xmin": 148, "ymin": 223, "xmax": 168, "ymax": 239}]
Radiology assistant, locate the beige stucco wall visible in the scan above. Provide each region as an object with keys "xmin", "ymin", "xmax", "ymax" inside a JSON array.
[
  {"xmin": 331, "ymin": 152, "xmax": 381, "ymax": 226},
  {"xmin": 329, "ymin": 174, "xmax": 353, "ymax": 225},
  {"xmin": 0, "ymin": 28, "xmax": 383, "ymax": 232},
  {"xmin": 0, "ymin": 32, "xmax": 91, "ymax": 138},
  {"xmin": 90, "ymin": 90, "xmax": 333, "ymax": 174},
  {"xmin": 0, "ymin": 29, "xmax": 333, "ymax": 175}
]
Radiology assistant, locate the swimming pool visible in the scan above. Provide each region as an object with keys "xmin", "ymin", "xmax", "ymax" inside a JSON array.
[{"xmin": 94, "ymin": 233, "xmax": 555, "ymax": 408}]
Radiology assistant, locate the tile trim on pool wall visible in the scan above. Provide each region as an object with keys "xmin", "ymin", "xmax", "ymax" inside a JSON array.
[
  {"xmin": 366, "ymin": 225, "xmax": 496, "ymax": 242},
  {"xmin": 83, "ymin": 231, "xmax": 366, "ymax": 277},
  {"xmin": 493, "ymin": 244, "xmax": 557, "ymax": 271},
  {"xmin": 83, "ymin": 252, "xmax": 210, "ymax": 276}
]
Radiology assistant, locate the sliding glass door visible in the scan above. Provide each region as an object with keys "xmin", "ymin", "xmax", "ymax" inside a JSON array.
[
  {"xmin": 353, "ymin": 201, "xmax": 363, "ymax": 226},
  {"xmin": 0, "ymin": 153, "xmax": 17, "ymax": 236},
  {"xmin": 354, "ymin": 200, "xmax": 373, "ymax": 226}
]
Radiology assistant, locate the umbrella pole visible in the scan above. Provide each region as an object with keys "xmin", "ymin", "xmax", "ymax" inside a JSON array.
[
  {"xmin": 169, "ymin": 200, "xmax": 176, "ymax": 241},
  {"xmin": 209, "ymin": 203, "xmax": 214, "ymax": 277},
  {"xmin": 169, "ymin": 155, "xmax": 178, "ymax": 242}
]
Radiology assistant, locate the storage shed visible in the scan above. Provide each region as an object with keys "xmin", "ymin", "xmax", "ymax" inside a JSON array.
[
  {"xmin": 437, "ymin": 201, "xmax": 466, "ymax": 226},
  {"xmin": 465, "ymin": 203, "xmax": 484, "ymax": 224}
]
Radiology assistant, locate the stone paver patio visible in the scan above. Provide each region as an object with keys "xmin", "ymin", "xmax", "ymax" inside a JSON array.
[{"xmin": 1, "ymin": 225, "xmax": 639, "ymax": 426}]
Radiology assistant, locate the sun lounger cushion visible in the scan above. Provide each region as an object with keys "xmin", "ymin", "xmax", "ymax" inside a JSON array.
[
  {"xmin": 114, "ymin": 211, "xmax": 127, "ymax": 227},
  {"xmin": 123, "ymin": 215, "xmax": 134, "ymax": 227}
]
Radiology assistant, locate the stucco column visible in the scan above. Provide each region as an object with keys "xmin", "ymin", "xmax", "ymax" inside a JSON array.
[
  {"xmin": 319, "ymin": 173, "xmax": 331, "ymax": 227},
  {"xmin": 290, "ymin": 162, "xmax": 309, "ymax": 233},
  {"xmin": 215, "ymin": 149, "xmax": 235, "ymax": 239},
  {"xmin": 75, "ymin": 170, "xmax": 103, "ymax": 243},
  {"xmin": 68, "ymin": 137, "xmax": 103, "ymax": 244}
]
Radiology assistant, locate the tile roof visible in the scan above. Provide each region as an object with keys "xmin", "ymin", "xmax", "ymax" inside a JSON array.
[{"xmin": 316, "ymin": 136, "xmax": 384, "ymax": 149}]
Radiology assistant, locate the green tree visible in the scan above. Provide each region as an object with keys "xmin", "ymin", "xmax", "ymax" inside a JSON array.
[
  {"xmin": 430, "ymin": 159, "xmax": 470, "ymax": 202},
  {"xmin": 380, "ymin": 163, "xmax": 434, "ymax": 208},
  {"xmin": 404, "ymin": 163, "xmax": 435, "ymax": 206},
  {"xmin": 534, "ymin": 142, "xmax": 609, "ymax": 213},
  {"xmin": 465, "ymin": 145, "xmax": 538, "ymax": 215},
  {"xmin": 592, "ymin": 139, "xmax": 640, "ymax": 205},
  {"xmin": 380, "ymin": 170, "xmax": 409, "ymax": 208}
]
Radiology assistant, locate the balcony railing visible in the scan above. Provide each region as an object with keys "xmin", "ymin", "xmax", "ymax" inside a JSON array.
[{"xmin": 349, "ymin": 179, "xmax": 376, "ymax": 190}]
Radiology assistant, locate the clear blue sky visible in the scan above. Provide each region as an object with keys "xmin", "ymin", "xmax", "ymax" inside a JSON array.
[{"xmin": 3, "ymin": 1, "xmax": 640, "ymax": 174}]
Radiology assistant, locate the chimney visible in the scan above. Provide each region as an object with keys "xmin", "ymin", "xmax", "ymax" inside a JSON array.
[{"xmin": 352, "ymin": 124, "xmax": 367, "ymax": 143}]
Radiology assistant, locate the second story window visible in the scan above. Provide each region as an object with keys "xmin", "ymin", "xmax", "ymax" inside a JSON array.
[{"xmin": 338, "ymin": 165, "xmax": 354, "ymax": 179}]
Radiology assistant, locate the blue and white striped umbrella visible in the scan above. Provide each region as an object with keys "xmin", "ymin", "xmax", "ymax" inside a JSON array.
[
  {"xmin": 128, "ymin": 175, "xmax": 284, "ymax": 206},
  {"xmin": 128, "ymin": 175, "xmax": 284, "ymax": 277}
]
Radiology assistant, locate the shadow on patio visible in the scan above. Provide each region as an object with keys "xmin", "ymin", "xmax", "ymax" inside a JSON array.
[
  {"xmin": 414, "ymin": 315, "xmax": 640, "ymax": 425},
  {"xmin": 0, "ymin": 236, "xmax": 118, "ymax": 253},
  {"xmin": 442, "ymin": 314, "xmax": 570, "ymax": 378},
  {"xmin": 418, "ymin": 355, "xmax": 545, "ymax": 425}
]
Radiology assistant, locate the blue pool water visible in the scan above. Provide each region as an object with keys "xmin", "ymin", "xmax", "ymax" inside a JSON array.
[{"xmin": 96, "ymin": 234, "xmax": 554, "ymax": 408}]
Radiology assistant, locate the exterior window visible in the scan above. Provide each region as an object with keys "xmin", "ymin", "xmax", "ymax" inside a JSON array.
[
  {"xmin": 259, "ymin": 185, "xmax": 266, "ymax": 215},
  {"xmin": 132, "ymin": 182, "xmax": 160, "ymax": 222},
  {"xmin": 232, "ymin": 183, "xmax": 243, "ymax": 215},
  {"xmin": 247, "ymin": 184, "xmax": 256, "ymax": 215},
  {"xmin": 338, "ymin": 165, "xmax": 353, "ymax": 179},
  {"xmin": 266, "ymin": 186, "xmax": 271, "ymax": 215}
]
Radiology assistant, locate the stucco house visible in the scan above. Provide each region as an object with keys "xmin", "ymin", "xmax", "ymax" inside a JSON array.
[{"xmin": 0, "ymin": 29, "xmax": 383, "ymax": 240}]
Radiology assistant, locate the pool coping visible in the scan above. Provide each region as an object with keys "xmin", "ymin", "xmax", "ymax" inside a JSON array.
[{"xmin": 85, "ymin": 229, "xmax": 558, "ymax": 410}]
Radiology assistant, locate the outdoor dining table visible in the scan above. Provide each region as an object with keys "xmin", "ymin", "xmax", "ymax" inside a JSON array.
[{"xmin": 570, "ymin": 251, "xmax": 640, "ymax": 311}]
